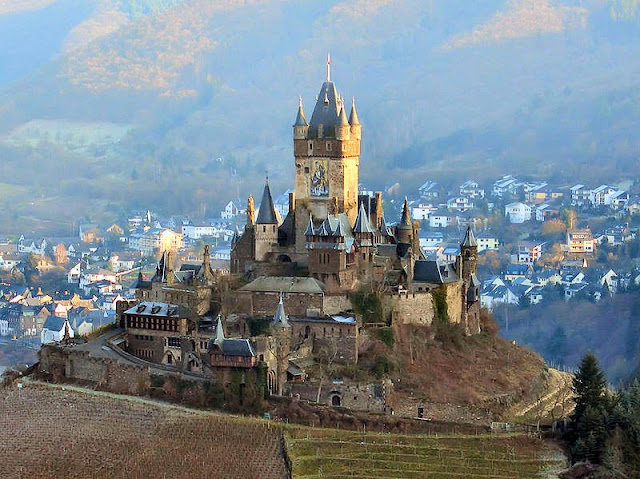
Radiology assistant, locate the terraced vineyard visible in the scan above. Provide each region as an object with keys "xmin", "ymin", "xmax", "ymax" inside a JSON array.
[
  {"xmin": 285, "ymin": 428, "xmax": 566, "ymax": 479},
  {"xmin": 0, "ymin": 382, "xmax": 288, "ymax": 479}
]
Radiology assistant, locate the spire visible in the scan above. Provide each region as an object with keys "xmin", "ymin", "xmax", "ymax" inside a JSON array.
[
  {"xmin": 461, "ymin": 226, "xmax": 477, "ymax": 247},
  {"xmin": 354, "ymin": 203, "xmax": 373, "ymax": 234},
  {"xmin": 319, "ymin": 219, "xmax": 330, "ymax": 236},
  {"xmin": 304, "ymin": 214, "xmax": 315, "ymax": 236},
  {"xmin": 333, "ymin": 217, "xmax": 344, "ymax": 237},
  {"xmin": 338, "ymin": 105, "xmax": 349, "ymax": 126},
  {"xmin": 256, "ymin": 178, "xmax": 278, "ymax": 224},
  {"xmin": 214, "ymin": 315, "xmax": 225, "ymax": 349},
  {"xmin": 273, "ymin": 293, "xmax": 290, "ymax": 328},
  {"xmin": 326, "ymin": 53, "xmax": 331, "ymax": 82},
  {"xmin": 398, "ymin": 197, "xmax": 412, "ymax": 230},
  {"xmin": 294, "ymin": 96, "xmax": 308, "ymax": 126},
  {"xmin": 349, "ymin": 97, "xmax": 360, "ymax": 125},
  {"xmin": 380, "ymin": 215, "xmax": 391, "ymax": 236}
]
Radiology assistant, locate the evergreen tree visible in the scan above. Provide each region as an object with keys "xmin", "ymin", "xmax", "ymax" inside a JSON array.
[
  {"xmin": 573, "ymin": 352, "xmax": 608, "ymax": 423},
  {"xmin": 571, "ymin": 352, "xmax": 610, "ymax": 464}
]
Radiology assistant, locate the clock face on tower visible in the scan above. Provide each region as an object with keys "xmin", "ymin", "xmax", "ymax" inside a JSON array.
[{"xmin": 310, "ymin": 160, "xmax": 329, "ymax": 197}]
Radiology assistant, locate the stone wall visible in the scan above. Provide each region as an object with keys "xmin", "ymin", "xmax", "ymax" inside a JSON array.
[
  {"xmin": 387, "ymin": 291, "xmax": 435, "ymax": 326},
  {"xmin": 289, "ymin": 378, "xmax": 391, "ymax": 413},
  {"xmin": 322, "ymin": 294, "xmax": 352, "ymax": 315},
  {"xmin": 289, "ymin": 319, "xmax": 358, "ymax": 363},
  {"xmin": 445, "ymin": 282, "xmax": 464, "ymax": 326}
]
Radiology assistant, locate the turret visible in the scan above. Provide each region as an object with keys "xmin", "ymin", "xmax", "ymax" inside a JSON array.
[
  {"xmin": 395, "ymin": 197, "xmax": 413, "ymax": 245},
  {"xmin": 349, "ymin": 97, "xmax": 361, "ymax": 140},
  {"xmin": 335, "ymin": 103, "xmax": 351, "ymax": 140},
  {"xmin": 293, "ymin": 96, "xmax": 309, "ymax": 140},
  {"xmin": 256, "ymin": 180, "xmax": 278, "ymax": 225},
  {"xmin": 460, "ymin": 226, "xmax": 478, "ymax": 283},
  {"xmin": 273, "ymin": 293, "xmax": 290, "ymax": 328}
]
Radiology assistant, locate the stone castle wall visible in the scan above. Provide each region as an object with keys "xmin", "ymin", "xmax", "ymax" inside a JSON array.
[{"xmin": 387, "ymin": 291, "xmax": 435, "ymax": 326}]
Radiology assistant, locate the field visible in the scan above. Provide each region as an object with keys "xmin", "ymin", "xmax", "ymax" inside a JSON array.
[
  {"xmin": 285, "ymin": 428, "xmax": 566, "ymax": 479},
  {"xmin": 0, "ymin": 380, "xmax": 567, "ymax": 479}
]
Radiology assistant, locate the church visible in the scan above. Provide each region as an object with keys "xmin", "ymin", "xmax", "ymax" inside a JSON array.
[{"xmin": 230, "ymin": 63, "xmax": 481, "ymax": 336}]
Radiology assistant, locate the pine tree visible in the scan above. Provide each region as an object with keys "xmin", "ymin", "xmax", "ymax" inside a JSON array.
[
  {"xmin": 573, "ymin": 352, "xmax": 608, "ymax": 424},
  {"xmin": 571, "ymin": 352, "xmax": 610, "ymax": 464}
]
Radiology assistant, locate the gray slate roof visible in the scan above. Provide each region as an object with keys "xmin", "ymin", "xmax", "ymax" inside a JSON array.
[
  {"xmin": 413, "ymin": 260, "xmax": 459, "ymax": 284},
  {"xmin": 256, "ymin": 182, "xmax": 278, "ymax": 225}
]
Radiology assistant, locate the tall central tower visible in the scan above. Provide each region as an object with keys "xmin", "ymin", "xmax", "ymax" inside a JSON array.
[{"xmin": 292, "ymin": 60, "xmax": 361, "ymax": 253}]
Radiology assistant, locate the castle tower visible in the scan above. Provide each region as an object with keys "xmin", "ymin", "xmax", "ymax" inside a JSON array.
[
  {"xmin": 395, "ymin": 198, "xmax": 413, "ymax": 247},
  {"xmin": 293, "ymin": 58, "xmax": 361, "ymax": 255},
  {"xmin": 271, "ymin": 294, "xmax": 291, "ymax": 396},
  {"xmin": 460, "ymin": 226, "xmax": 478, "ymax": 283},
  {"xmin": 254, "ymin": 179, "xmax": 279, "ymax": 262}
]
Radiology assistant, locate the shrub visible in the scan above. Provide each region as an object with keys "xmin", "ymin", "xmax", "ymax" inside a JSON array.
[
  {"xmin": 372, "ymin": 354, "xmax": 393, "ymax": 378},
  {"xmin": 350, "ymin": 287, "xmax": 384, "ymax": 323},
  {"xmin": 373, "ymin": 327, "xmax": 394, "ymax": 347}
]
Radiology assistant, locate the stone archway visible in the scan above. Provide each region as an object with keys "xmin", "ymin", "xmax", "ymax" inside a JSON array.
[
  {"xmin": 331, "ymin": 395, "xmax": 341, "ymax": 407},
  {"xmin": 267, "ymin": 370, "xmax": 276, "ymax": 395}
]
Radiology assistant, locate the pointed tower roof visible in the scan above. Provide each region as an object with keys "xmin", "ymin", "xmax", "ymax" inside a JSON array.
[
  {"xmin": 294, "ymin": 96, "xmax": 308, "ymax": 126},
  {"xmin": 397, "ymin": 197, "xmax": 412, "ymax": 230},
  {"xmin": 319, "ymin": 219, "xmax": 330, "ymax": 236},
  {"xmin": 333, "ymin": 217, "xmax": 344, "ymax": 237},
  {"xmin": 379, "ymin": 215, "xmax": 391, "ymax": 236},
  {"xmin": 273, "ymin": 293, "xmax": 290, "ymax": 328},
  {"xmin": 304, "ymin": 214, "xmax": 315, "ymax": 236},
  {"xmin": 349, "ymin": 97, "xmax": 360, "ymax": 125},
  {"xmin": 338, "ymin": 104, "xmax": 349, "ymax": 126},
  {"xmin": 256, "ymin": 179, "xmax": 278, "ymax": 224},
  {"xmin": 353, "ymin": 203, "xmax": 373, "ymax": 234},
  {"xmin": 461, "ymin": 226, "xmax": 477, "ymax": 247},
  {"xmin": 309, "ymin": 81, "xmax": 341, "ymax": 137}
]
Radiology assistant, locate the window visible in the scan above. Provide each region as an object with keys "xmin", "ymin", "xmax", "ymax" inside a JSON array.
[
  {"xmin": 326, "ymin": 142, "xmax": 332, "ymax": 151},
  {"xmin": 305, "ymin": 167, "xmax": 309, "ymax": 173}
]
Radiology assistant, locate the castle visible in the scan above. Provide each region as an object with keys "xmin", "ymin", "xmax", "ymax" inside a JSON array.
[
  {"xmin": 230, "ymin": 66, "xmax": 481, "ymax": 336},
  {"xmin": 57, "ymin": 63, "xmax": 483, "ymax": 408}
]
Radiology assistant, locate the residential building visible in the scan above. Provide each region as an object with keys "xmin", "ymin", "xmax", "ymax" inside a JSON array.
[
  {"xmin": 476, "ymin": 232, "xmax": 500, "ymax": 252},
  {"xmin": 459, "ymin": 180, "xmax": 485, "ymax": 199},
  {"xmin": 517, "ymin": 241, "xmax": 545, "ymax": 264},
  {"xmin": 411, "ymin": 203, "xmax": 435, "ymax": 221},
  {"xmin": 181, "ymin": 224, "xmax": 217, "ymax": 240},
  {"xmin": 446, "ymin": 196, "xmax": 474, "ymax": 212},
  {"xmin": 130, "ymin": 228, "xmax": 183, "ymax": 255},
  {"xmin": 492, "ymin": 175, "xmax": 520, "ymax": 197},
  {"xmin": 567, "ymin": 229, "xmax": 596, "ymax": 255},
  {"xmin": 221, "ymin": 200, "xmax": 242, "ymax": 219},
  {"xmin": 418, "ymin": 181, "xmax": 439, "ymax": 200},
  {"xmin": 41, "ymin": 317, "xmax": 74, "ymax": 344},
  {"xmin": 505, "ymin": 202, "xmax": 532, "ymax": 223},
  {"xmin": 570, "ymin": 184, "xmax": 591, "ymax": 206},
  {"xmin": 429, "ymin": 209, "xmax": 455, "ymax": 228}
]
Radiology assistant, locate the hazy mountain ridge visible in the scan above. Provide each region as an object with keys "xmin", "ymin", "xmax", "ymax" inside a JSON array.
[{"xmin": 1, "ymin": 0, "xmax": 640, "ymax": 225}]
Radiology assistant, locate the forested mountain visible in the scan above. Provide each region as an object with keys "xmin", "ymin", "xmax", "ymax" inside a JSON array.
[{"xmin": 1, "ymin": 0, "xmax": 640, "ymax": 232}]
